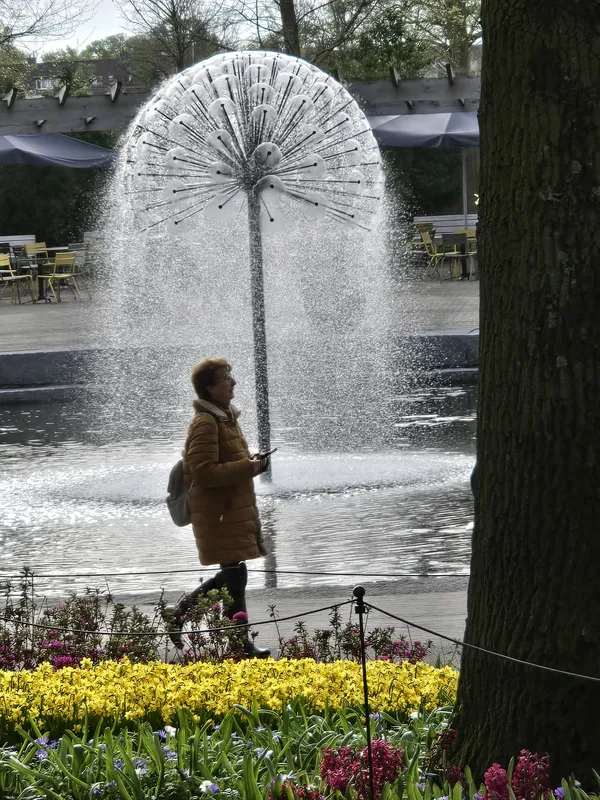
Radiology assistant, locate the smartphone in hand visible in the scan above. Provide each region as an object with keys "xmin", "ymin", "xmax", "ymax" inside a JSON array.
[{"xmin": 260, "ymin": 447, "xmax": 278, "ymax": 458}]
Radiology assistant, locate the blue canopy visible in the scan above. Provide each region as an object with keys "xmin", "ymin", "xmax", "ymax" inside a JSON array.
[
  {"xmin": 367, "ymin": 111, "xmax": 479, "ymax": 148},
  {"xmin": 0, "ymin": 133, "xmax": 114, "ymax": 168}
]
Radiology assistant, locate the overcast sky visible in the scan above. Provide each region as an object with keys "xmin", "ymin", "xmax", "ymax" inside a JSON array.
[{"xmin": 38, "ymin": 0, "xmax": 125, "ymax": 54}]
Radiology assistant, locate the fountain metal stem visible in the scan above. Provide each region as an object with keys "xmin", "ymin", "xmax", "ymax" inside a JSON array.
[{"xmin": 247, "ymin": 189, "xmax": 272, "ymax": 481}]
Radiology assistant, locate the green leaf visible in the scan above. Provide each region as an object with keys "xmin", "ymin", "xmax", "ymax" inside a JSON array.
[
  {"xmin": 507, "ymin": 757, "xmax": 515, "ymax": 783},
  {"xmin": 562, "ymin": 779, "xmax": 574, "ymax": 800}
]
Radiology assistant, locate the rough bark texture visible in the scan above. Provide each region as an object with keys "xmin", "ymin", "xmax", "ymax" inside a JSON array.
[
  {"xmin": 454, "ymin": 0, "xmax": 600, "ymax": 785},
  {"xmin": 279, "ymin": 0, "xmax": 302, "ymax": 56}
]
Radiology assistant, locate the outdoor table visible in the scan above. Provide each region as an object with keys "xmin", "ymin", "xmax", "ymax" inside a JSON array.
[{"xmin": 29, "ymin": 248, "xmax": 68, "ymax": 300}]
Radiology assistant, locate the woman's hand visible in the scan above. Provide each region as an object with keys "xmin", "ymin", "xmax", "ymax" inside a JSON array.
[
  {"xmin": 251, "ymin": 459, "xmax": 263, "ymax": 477},
  {"xmin": 251, "ymin": 456, "xmax": 268, "ymax": 476}
]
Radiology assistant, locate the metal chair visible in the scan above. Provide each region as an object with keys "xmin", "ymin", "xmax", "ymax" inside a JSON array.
[
  {"xmin": 0, "ymin": 253, "xmax": 36, "ymax": 303},
  {"xmin": 38, "ymin": 252, "xmax": 80, "ymax": 302},
  {"xmin": 420, "ymin": 230, "xmax": 448, "ymax": 280}
]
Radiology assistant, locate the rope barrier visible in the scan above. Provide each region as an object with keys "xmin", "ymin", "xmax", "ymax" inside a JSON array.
[
  {"xmin": 0, "ymin": 567, "xmax": 469, "ymax": 581},
  {"xmin": 0, "ymin": 600, "xmax": 353, "ymax": 639},
  {"xmin": 1, "ymin": 588, "xmax": 597, "ymax": 686},
  {"xmin": 366, "ymin": 602, "xmax": 600, "ymax": 684}
]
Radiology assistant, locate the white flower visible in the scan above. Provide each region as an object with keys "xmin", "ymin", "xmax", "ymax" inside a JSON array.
[
  {"xmin": 164, "ymin": 725, "xmax": 177, "ymax": 736},
  {"xmin": 410, "ymin": 711, "xmax": 421, "ymax": 720}
]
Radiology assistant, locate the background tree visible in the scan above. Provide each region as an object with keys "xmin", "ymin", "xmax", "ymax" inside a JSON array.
[
  {"xmin": 115, "ymin": 0, "xmax": 236, "ymax": 76},
  {"xmin": 453, "ymin": 0, "xmax": 600, "ymax": 784},
  {"xmin": 40, "ymin": 47, "xmax": 96, "ymax": 95},
  {"xmin": 80, "ymin": 34, "xmax": 131, "ymax": 60},
  {"xmin": 0, "ymin": 41, "xmax": 31, "ymax": 92},
  {"xmin": 406, "ymin": 0, "xmax": 481, "ymax": 74},
  {"xmin": 236, "ymin": 0, "xmax": 380, "ymax": 65},
  {"xmin": 236, "ymin": 0, "xmax": 480, "ymax": 75},
  {"xmin": 322, "ymin": 2, "xmax": 437, "ymax": 78},
  {"xmin": 0, "ymin": 0, "xmax": 96, "ymax": 48}
]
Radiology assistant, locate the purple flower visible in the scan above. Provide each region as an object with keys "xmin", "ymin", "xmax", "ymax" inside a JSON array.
[
  {"xmin": 35, "ymin": 736, "xmax": 49, "ymax": 745},
  {"xmin": 114, "ymin": 759, "xmax": 124, "ymax": 771},
  {"xmin": 554, "ymin": 790, "xmax": 564, "ymax": 798},
  {"xmin": 156, "ymin": 730, "xmax": 167, "ymax": 740},
  {"xmin": 36, "ymin": 750, "xmax": 49, "ymax": 760}
]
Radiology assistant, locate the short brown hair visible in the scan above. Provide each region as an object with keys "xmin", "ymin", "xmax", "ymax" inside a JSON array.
[{"xmin": 191, "ymin": 357, "xmax": 232, "ymax": 399}]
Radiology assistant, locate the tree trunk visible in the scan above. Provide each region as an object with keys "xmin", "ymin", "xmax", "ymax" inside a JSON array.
[
  {"xmin": 454, "ymin": 0, "xmax": 600, "ymax": 786},
  {"xmin": 279, "ymin": 0, "xmax": 302, "ymax": 56}
]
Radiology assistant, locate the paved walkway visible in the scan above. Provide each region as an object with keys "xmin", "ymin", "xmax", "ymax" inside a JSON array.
[
  {"xmin": 0, "ymin": 281, "xmax": 475, "ymax": 662},
  {"xmin": 129, "ymin": 580, "xmax": 469, "ymax": 663},
  {"xmin": 0, "ymin": 280, "xmax": 479, "ymax": 353},
  {"xmin": 245, "ymin": 586, "xmax": 467, "ymax": 661}
]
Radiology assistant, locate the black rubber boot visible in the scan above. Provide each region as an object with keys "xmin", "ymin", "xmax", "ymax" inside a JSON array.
[
  {"xmin": 222, "ymin": 562, "xmax": 271, "ymax": 658},
  {"xmin": 163, "ymin": 575, "xmax": 222, "ymax": 649},
  {"xmin": 242, "ymin": 639, "xmax": 271, "ymax": 658}
]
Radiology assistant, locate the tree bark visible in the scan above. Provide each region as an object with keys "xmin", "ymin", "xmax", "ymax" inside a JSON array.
[
  {"xmin": 454, "ymin": 0, "xmax": 600, "ymax": 786},
  {"xmin": 278, "ymin": 0, "xmax": 302, "ymax": 56}
]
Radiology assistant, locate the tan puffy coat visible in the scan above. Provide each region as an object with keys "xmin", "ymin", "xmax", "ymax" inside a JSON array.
[{"xmin": 182, "ymin": 398, "xmax": 266, "ymax": 566}]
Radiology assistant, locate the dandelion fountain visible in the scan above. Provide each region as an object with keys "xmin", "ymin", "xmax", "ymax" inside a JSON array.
[
  {"xmin": 125, "ymin": 50, "xmax": 383, "ymax": 471},
  {"xmin": 0, "ymin": 52, "xmax": 477, "ymax": 595}
]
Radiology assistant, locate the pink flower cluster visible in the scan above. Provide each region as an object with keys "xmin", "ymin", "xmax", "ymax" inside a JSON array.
[
  {"xmin": 484, "ymin": 764, "xmax": 510, "ymax": 800},
  {"xmin": 484, "ymin": 752, "xmax": 551, "ymax": 800},
  {"xmin": 375, "ymin": 638, "xmax": 429, "ymax": 663},
  {"xmin": 0, "ymin": 645, "xmax": 17, "ymax": 668},
  {"xmin": 512, "ymin": 750, "xmax": 551, "ymax": 800},
  {"xmin": 320, "ymin": 739, "xmax": 404, "ymax": 800}
]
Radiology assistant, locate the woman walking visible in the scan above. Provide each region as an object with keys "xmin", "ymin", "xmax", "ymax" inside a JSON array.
[{"xmin": 165, "ymin": 357, "xmax": 271, "ymax": 657}]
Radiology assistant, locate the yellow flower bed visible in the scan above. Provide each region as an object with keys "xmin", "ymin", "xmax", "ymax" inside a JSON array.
[{"xmin": 0, "ymin": 658, "xmax": 457, "ymax": 728}]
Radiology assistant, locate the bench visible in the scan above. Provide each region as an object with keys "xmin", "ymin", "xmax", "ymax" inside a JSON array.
[
  {"xmin": 413, "ymin": 214, "xmax": 478, "ymax": 234},
  {"xmin": 0, "ymin": 234, "xmax": 36, "ymax": 251}
]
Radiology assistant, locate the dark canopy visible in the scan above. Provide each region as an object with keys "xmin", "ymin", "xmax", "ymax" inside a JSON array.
[
  {"xmin": 367, "ymin": 111, "xmax": 480, "ymax": 148},
  {"xmin": 0, "ymin": 134, "xmax": 114, "ymax": 168}
]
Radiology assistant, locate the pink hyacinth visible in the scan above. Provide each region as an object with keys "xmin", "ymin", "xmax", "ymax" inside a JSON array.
[
  {"xmin": 232, "ymin": 611, "xmax": 249, "ymax": 623},
  {"xmin": 512, "ymin": 750, "xmax": 551, "ymax": 800},
  {"xmin": 484, "ymin": 764, "xmax": 510, "ymax": 800}
]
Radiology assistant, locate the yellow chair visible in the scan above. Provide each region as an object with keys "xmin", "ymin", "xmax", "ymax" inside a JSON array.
[
  {"xmin": 38, "ymin": 252, "xmax": 80, "ymax": 303},
  {"xmin": 408, "ymin": 223, "xmax": 434, "ymax": 257},
  {"xmin": 0, "ymin": 253, "xmax": 36, "ymax": 303},
  {"xmin": 420, "ymin": 230, "xmax": 448, "ymax": 280},
  {"xmin": 25, "ymin": 242, "xmax": 50, "ymax": 261}
]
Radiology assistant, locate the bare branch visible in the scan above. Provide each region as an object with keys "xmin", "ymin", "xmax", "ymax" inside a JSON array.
[
  {"xmin": 312, "ymin": 0, "xmax": 378, "ymax": 61},
  {"xmin": 0, "ymin": 0, "xmax": 98, "ymax": 46}
]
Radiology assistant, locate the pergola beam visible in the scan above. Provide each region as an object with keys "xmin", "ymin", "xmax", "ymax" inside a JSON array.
[
  {"xmin": 0, "ymin": 77, "xmax": 481, "ymax": 135},
  {"xmin": 0, "ymin": 90, "xmax": 149, "ymax": 134}
]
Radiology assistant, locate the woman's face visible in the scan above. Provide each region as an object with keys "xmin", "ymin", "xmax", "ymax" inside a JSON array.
[{"xmin": 207, "ymin": 367, "xmax": 236, "ymax": 406}]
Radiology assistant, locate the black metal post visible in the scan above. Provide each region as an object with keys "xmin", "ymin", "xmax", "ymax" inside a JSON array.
[
  {"xmin": 247, "ymin": 189, "xmax": 272, "ymax": 481},
  {"xmin": 353, "ymin": 585, "xmax": 375, "ymax": 800}
]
